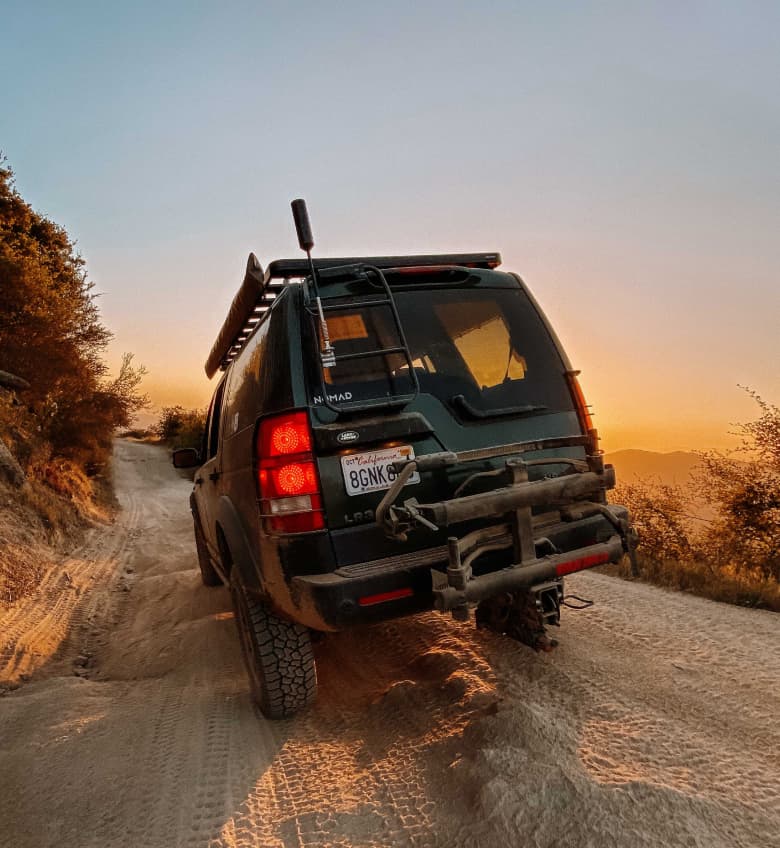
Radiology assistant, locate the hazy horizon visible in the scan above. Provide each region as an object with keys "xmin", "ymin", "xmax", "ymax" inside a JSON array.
[{"xmin": 2, "ymin": 2, "xmax": 777, "ymax": 453}]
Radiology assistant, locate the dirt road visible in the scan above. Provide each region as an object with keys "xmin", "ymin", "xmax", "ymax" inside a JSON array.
[{"xmin": 1, "ymin": 439, "xmax": 778, "ymax": 848}]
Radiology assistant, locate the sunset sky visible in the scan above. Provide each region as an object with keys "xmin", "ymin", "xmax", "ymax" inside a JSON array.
[{"xmin": 2, "ymin": 1, "xmax": 777, "ymax": 452}]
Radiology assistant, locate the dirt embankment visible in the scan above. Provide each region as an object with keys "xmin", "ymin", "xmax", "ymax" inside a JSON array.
[
  {"xmin": 0, "ymin": 467, "xmax": 113, "ymax": 608},
  {"xmin": 0, "ymin": 440, "xmax": 777, "ymax": 847}
]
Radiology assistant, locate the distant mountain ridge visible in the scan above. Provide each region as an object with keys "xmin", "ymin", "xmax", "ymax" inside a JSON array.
[{"xmin": 605, "ymin": 450, "xmax": 701, "ymax": 487}]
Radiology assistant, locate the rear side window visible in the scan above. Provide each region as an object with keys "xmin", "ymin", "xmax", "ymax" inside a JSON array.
[
  {"xmin": 315, "ymin": 288, "xmax": 573, "ymax": 415},
  {"xmin": 204, "ymin": 378, "xmax": 227, "ymax": 459}
]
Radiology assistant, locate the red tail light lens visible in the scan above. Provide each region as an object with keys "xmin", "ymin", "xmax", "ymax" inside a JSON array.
[
  {"xmin": 260, "ymin": 461, "xmax": 319, "ymax": 497},
  {"xmin": 256, "ymin": 411, "xmax": 324, "ymax": 533},
  {"xmin": 259, "ymin": 413, "xmax": 312, "ymax": 457}
]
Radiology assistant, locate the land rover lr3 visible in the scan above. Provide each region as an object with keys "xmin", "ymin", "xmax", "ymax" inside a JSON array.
[{"xmin": 173, "ymin": 200, "xmax": 636, "ymax": 719}]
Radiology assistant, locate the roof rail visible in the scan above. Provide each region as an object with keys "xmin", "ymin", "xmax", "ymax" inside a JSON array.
[
  {"xmin": 266, "ymin": 253, "xmax": 500, "ymax": 279},
  {"xmin": 204, "ymin": 251, "xmax": 502, "ymax": 378}
]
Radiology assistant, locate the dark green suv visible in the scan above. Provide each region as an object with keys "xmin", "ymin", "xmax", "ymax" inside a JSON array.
[{"xmin": 174, "ymin": 201, "xmax": 635, "ymax": 719}]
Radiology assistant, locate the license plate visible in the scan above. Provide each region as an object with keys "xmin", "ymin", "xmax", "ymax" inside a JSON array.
[{"xmin": 340, "ymin": 445, "xmax": 420, "ymax": 497}]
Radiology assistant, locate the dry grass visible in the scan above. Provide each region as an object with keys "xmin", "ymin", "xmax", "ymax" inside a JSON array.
[
  {"xmin": 0, "ymin": 463, "xmax": 115, "ymax": 606},
  {"xmin": 0, "ymin": 485, "xmax": 57, "ymax": 605},
  {"xmin": 599, "ymin": 555, "xmax": 780, "ymax": 612},
  {"xmin": 1, "ymin": 389, "xmax": 120, "ymax": 606}
]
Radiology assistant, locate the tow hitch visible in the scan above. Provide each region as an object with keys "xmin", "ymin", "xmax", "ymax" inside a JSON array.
[
  {"xmin": 476, "ymin": 582, "xmax": 563, "ymax": 652},
  {"xmin": 376, "ymin": 437, "xmax": 637, "ymax": 649}
]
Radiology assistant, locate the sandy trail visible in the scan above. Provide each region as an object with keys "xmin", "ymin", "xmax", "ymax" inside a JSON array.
[{"xmin": 0, "ymin": 439, "xmax": 777, "ymax": 848}]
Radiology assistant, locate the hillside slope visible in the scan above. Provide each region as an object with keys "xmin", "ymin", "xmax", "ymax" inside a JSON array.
[{"xmin": 606, "ymin": 449, "xmax": 701, "ymax": 486}]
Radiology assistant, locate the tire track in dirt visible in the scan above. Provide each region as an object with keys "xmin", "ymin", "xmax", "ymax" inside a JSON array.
[
  {"xmin": 0, "ymin": 479, "xmax": 139, "ymax": 684},
  {"xmin": 208, "ymin": 619, "xmax": 498, "ymax": 848}
]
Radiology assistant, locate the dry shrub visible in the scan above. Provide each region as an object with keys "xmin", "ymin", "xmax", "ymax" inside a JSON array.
[
  {"xmin": 616, "ymin": 478, "xmax": 701, "ymax": 562},
  {"xmin": 118, "ymin": 427, "xmax": 154, "ymax": 440},
  {"xmin": 0, "ymin": 547, "xmax": 49, "ymax": 605},
  {"xmin": 0, "ymin": 391, "xmax": 39, "ymax": 469},
  {"xmin": 609, "ymin": 392, "xmax": 779, "ymax": 611},
  {"xmin": 154, "ymin": 406, "xmax": 206, "ymax": 451},
  {"xmin": 35, "ymin": 459, "xmax": 92, "ymax": 503},
  {"xmin": 605, "ymin": 554, "xmax": 780, "ymax": 611}
]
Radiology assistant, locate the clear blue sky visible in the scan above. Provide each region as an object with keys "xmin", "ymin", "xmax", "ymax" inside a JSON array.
[{"xmin": 2, "ymin": 1, "xmax": 778, "ymax": 450}]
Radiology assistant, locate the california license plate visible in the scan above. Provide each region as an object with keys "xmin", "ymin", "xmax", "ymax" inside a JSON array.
[{"xmin": 340, "ymin": 445, "xmax": 420, "ymax": 497}]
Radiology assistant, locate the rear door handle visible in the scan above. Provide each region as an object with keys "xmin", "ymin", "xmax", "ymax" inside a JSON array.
[
  {"xmin": 209, "ymin": 470, "xmax": 221, "ymax": 482},
  {"xmin": 195, "ymin": 477, "xmax": 203, "ymax": 485}
]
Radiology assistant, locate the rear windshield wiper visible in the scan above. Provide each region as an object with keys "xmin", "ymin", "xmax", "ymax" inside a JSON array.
[{"xmin": 451, "ymin": 394, "xmax": 548, "ymax": 420}]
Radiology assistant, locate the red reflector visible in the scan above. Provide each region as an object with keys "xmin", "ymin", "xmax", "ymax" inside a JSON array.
[
  {"xmin": 358, "ymin": 587, "xmax": 414, "ymax": 607},
  {"xmin": 555, "ymin": 552, "xmax": 610, "ymax": 577}
]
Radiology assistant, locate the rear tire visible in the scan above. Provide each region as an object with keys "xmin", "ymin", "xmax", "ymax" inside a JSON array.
[
  {"xmin": 230, "ymin": 571, "xmax": 317, "ymax": 719},
  {"xmin": 194, "ymin": 519, "xmax": 222, "ymax": 586}
]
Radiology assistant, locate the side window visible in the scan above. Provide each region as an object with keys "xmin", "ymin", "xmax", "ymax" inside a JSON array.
[
  {"xmin": 206, "ymin": 379, "xmax": 227, "ymax": 460},
  {"xmin": 226, "ymin": 313, "xmax": 272, "ymax": 428}
]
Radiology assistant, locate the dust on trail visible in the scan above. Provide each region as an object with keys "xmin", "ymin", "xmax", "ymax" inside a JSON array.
[{"xmin": 0, "ymin": 439, "xmax": 777, "ymax": 848}]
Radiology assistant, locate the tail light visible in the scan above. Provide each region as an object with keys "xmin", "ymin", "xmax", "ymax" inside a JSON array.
[
  {"xmin": 566, "ymin": 371, "xmax": 597, "ymax": 441},
  {"xmin": 256, "ymin": 411, "xmax": 325, "ymax": 533}
]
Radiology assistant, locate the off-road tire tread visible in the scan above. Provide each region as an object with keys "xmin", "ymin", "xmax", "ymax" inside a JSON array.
[
  {"xmin": 232, "ymin": 575, "xmax": 317, "ymax": 719},
  {"xmin": 193, "ymin": 519, "xmax": 222, "ymax": 586}
]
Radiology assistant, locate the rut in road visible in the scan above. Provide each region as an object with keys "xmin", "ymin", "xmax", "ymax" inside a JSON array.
[{"xmin": 0, "ymin": 439, "xmax": 778, "ymax": 848}]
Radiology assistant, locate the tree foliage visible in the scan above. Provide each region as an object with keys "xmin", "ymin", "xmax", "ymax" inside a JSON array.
[
  {"xmin": 616, "ymin": 479, "xmax": 701, "ymax": 564},
  {"xmin": 695, "ymin": 392, "xmax": 780, "ymax": 582},
  {"xmin": 154, "ymin": 406, "xmax": 206, "ymax": 450},
  {"xmin": 0, "ymin": 160, "xmax": 148, "ymax": 471},
  {"xmin": 616, "ymin": 391, "xmax": 780, "ymax": 591}
]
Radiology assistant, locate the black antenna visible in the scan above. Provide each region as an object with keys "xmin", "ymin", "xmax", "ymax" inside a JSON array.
[
  {"xmin": 291, "ymin": 199, "xmax": 335, "ymax": 368},
  {"xmin": 291, "ymin": 198, "xmax": 314, "ymax": 252}
]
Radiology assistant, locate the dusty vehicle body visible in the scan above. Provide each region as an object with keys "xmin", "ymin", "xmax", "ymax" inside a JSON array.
[{"xmin": 174, "ymin": 201, "xmax": 636, "ymax": 718}]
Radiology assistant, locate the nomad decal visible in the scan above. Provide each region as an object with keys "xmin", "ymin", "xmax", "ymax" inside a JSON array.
[{"xmin": 313, "ymin": 392, "xmax": 353, "ymax": 404}]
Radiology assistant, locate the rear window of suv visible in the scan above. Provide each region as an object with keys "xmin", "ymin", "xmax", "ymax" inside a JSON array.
[{"xmin": 312, "ymin": 288, "xmax": 574, "ymax": 416}]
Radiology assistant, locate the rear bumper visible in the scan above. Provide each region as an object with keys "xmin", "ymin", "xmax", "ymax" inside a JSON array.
[
  {"xmin": 290, "ymin": 511, "xmax": 626, "ymax": 629},
  {"xmin": 433, "ymin": 534, "xmax": 622, "ymax": 611},
  {"xmin": 291, "ymin": 545, "xmax": 446, "ymax": 629}
]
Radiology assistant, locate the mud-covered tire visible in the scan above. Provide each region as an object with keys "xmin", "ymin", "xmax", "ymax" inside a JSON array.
[
  {"xmin": 194, "ymin": 519, "xmax": 222, "ymax": 586},
  {"xmin": 230, "ymin": 571, "xmax": 317, "ymax": 719}
]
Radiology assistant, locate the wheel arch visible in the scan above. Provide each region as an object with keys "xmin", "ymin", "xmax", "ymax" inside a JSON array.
[{"xmin": 215, "ymin": 495, "xmax": 263, "ymax": 593}]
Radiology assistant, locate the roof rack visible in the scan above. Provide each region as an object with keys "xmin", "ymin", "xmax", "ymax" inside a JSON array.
[{"xmin": 204, "ymin": 251, "xmax": 502, "ymax": 378}]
